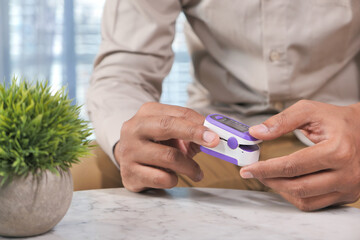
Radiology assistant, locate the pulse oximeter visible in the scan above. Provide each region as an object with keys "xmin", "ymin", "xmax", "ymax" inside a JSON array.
[{"xmin": 200, "ymin": 114, "xmax": 262, "ymax": 166}]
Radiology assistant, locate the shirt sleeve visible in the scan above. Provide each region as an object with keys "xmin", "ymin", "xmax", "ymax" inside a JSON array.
[{"xmin": 86, "ymin": 0, "xmax": 181, "ymax": 167}]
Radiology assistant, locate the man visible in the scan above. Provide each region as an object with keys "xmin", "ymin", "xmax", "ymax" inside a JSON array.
[{"xmin": 87, "ymin": 0, "xmax": 360, "ymax": 211}]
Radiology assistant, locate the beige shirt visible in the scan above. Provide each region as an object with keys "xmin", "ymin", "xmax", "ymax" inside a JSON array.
[{"xmin": 87, "ymin": 0, "xmax": 360, "ymax": 165}]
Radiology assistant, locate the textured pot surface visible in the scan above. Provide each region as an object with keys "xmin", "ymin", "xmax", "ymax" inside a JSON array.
[{"xmin": 0, "ymin": 169, "xmax": 73, "ymax": 237}]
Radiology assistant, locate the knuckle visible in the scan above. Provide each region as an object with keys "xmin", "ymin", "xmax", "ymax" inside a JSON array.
[
  {"xmin": 166, "ymin": 175, "xmax": 179, "ymax": 189},
  {"xmin": 152, "ymin": 174, "xmax": 162, "ymax": 186},
  {"xmin": 182, "ymin": 107, "xmax": 196, "ymax": 119},
  {"xmin": 296, "ymin": 99, "xmax": 309, "ymax": 106},
  {"xmin": 294, "ymin": 99, "xmax": 317, "ymax": 118},
  {"xmin": 296, "ymin": 99, "xmax": 316, "ymax": 109},
  {"xmin": 120, "ymin": 166, "xmax": 141, "ymax": 192},
  {"xmin": 163, "ymin": 148, "xmax": 178, "ymax": 164},
  {"xmin": 116, "ymin": 141, "xmax": 129, "ymax": 163},
  {"xmin": 282, "ymin": 160, "xmax": 300, "ymax": 177},
  {"xmin": 267, "ymin": 112, "xmax": 288, "ymax": 134},
  {"xmin": 186, "ymin": 125, "xmax": 201, "ymax": 139},
  {"xmin": 121, "ymin": 120, "xmax": 131, "ymax": 135},
  {"xmin": 121, "ymin": 118, "xmax": 141, "ymax": 136},
  {"xmin": 152, "ymin": 173, "xmax": 177, "ymax": 189},
  {"xmin": 120, "ymin": 165, "xmax": 131, "ymax": 180},
  {"xmin": 290, "ymin": 184, "xmax": 308, "ymax": 198},
  {"xmin": 326, "ymin": 141, "xmax": 339, "ymax": 159},
  {"xmin": 295, "ymin": 199, "xmax": 313, "ymax": 212},
  {"xmin": 139, "ymin": 102, "xmax": 156, "ymax": 115},
  {"xmin": 159, "ymin": 116, "xmax": 175, "ymax": 132},
  {"xmin": 334, "ymin": 144, "xmax": 354, "ymax": 163},
  {"xmin": 125, "ymin": 183, "xmax": 144, "ymax": 193},
  {"xmin": 123, "ymin": 182, "xmax": 139, "ymax": 192},
  {"xmin": 257, "ymin": 169, "xmax": 268, "ymax": 179},
  {"xmin": 254, "ymin": 162, "xmax": 269, "ymax": 179},
  {"xmin": 276, "ymin": 112, "xmax": 288, "ymax": 128}
]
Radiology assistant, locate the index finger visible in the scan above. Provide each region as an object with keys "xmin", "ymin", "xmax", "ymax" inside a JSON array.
[
  {"xmin": 139, "ymin": 102, "xmax": 205, "ymax": 125},
  {"xmin": 249, "ymin": 100, "xmax": 317, "ymax": 140},
  {"xmin": 240, "ymin": 141, "xmax": 334, "ymax": 179},
  {"xmin": 137, "ymin": 115, "xmax": 220, "ymax": 148}
]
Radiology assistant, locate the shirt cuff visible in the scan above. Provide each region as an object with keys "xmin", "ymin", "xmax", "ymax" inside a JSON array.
[{"xmin": 94, "ymin": 113, "xmax": 129, "ymax": 169}]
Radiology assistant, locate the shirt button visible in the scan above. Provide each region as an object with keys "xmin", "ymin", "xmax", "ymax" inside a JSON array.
[
  {"xmin": 269, "ymin": 50, "xmax": 281, "ymax": 62},
  {"xmin": 273, "ymin": 102, "xmax": 284, "ymax": 111}
]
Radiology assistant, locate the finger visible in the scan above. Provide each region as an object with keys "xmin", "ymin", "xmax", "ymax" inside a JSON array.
[
  {"xmin": 261, "ymin": 170, "xmax": 341, "ymax": 199},
  {"xmin": 189, "ymin": 142, "xmax": 202, "ymax": 156},
  {"xmin": 139, "ymin": 102, "xmax": 205, "ymax": 124},
  {"xmin": 240, "ymin": 142, "xmax": 333, "ymax": 179},
  {"xmin": 137, "ymin": 115, "xmax": 220, "ymax": 147},
  {"xmin": 122, "ymin": 164, "xmax": 178, "ymax": 192},
  {"xmin": 173, "ymin": 140, "xmax": 201, "ymax": 158},
  {"xmin": 134, "ymin": 141, "xmax": 204, "ymax": 182},
  {"xmin": 279, "ymin": 191, "xmax": 345, "ymax": 212},
  {"xmin": 249, "ymin": 100, "xmax": 317, "ymax": 140}
]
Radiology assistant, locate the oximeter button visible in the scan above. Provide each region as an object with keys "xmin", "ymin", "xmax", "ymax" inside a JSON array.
[{"xmin": 227, "ymin": 137, "xmax": 238, "ymax": 150}]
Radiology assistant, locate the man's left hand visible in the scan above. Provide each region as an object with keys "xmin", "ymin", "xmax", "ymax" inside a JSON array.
[{"xmin": 240, "ymin": 100, "xmax": 360, "ymax": 211}]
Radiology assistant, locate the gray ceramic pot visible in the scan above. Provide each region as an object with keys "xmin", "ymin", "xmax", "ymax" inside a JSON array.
[{"xmin": 0, "ymin": 169, "xmax": 73, "ymax": 237}]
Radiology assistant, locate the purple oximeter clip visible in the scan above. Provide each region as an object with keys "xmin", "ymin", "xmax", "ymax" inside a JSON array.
[{"xmin": 200, "ymin": 114, "xmax": 262, "ymax": 166}]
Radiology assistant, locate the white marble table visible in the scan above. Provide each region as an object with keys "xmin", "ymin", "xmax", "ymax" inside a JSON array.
[{"xmin": 3, "ymin": 188, "xmax": 360, "ymax": 240}]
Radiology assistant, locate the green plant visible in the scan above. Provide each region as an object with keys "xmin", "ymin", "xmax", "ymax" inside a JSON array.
[{"xmin": 0, "ymin": 77, "xmax": 92, "ymax": 185}]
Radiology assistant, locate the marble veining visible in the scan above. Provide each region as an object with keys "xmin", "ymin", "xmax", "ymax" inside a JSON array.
[{"xmin": 2, "ymin": 188, "xmax": 360, "ymax": 240}]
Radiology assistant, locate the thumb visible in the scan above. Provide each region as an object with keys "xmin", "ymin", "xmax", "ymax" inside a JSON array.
[{"xmin": 249, "ymin": 100, "xmax": 314, "ymax": 140}]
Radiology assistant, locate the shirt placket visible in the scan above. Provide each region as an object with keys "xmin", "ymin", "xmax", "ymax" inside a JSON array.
[{"xmin": 261, "ymin": 0, "xmax": 291, "ymax": 111}]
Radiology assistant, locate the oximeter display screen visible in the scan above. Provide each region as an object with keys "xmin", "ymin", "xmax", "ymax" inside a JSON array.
[{"xmin": 211, "ymin": 115, "xmax": 249, "ymax": 132}]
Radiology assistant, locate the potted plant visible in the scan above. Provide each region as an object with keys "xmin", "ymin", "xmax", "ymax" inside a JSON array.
[{"xmin": 0, "ymin": 78, "xmax": 91, "ymax": 237}]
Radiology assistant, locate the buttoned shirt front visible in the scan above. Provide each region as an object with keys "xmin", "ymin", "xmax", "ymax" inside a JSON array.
[{"xmin": 87, "ymin": 0, "xmax": 360, "ymax": 165}]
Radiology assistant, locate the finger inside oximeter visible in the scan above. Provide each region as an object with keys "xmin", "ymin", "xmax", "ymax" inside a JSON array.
[{"xmin": 200, "ymin": 114, "xmax": 261, "ymax": 166}]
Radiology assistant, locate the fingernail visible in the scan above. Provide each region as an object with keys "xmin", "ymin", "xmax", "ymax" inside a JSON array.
[
  {"xmin": 203, "ymin": 131, "xmax": 217, "ymax": 143},
  {"xmin": 197, "ymin": 170, "xmax": 204, "ymax": 181},
  {"xmin": 250, "ymin": 124, "xmax": 269, "ymax": 134},
  {"xmin": 241, "ymin": 171, "xmax": 254, "ymax": 179}
]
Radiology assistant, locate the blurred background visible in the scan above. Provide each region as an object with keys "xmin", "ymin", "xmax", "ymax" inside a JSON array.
[{"xmin": 0, "ymin": 0, "xmax": 192, "ymax": 120}]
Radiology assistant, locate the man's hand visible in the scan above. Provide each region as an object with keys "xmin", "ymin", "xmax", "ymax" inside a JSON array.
[
  {"xmin": 240, "ymin": 100, "xmax": 360, "ymax": 211},
  {"xmin": 114, "ymin": 102, "xmax": 219, "ymax": 192}
]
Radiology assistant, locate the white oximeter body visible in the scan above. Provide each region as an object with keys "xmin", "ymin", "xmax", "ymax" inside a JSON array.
[{"xmin": 200, "ymin": 114, "xmax": 262, "ymax": 166}]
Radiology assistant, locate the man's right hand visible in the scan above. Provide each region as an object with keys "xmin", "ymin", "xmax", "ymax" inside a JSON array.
[{"xmin": 114, "ymin": 102, "xmax": 219, "ymax": 192}]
